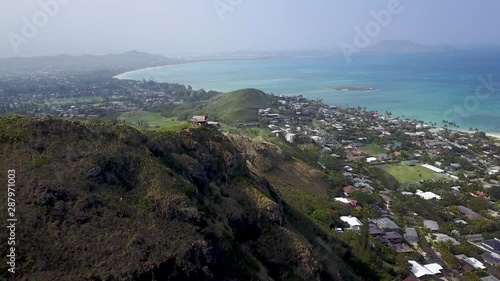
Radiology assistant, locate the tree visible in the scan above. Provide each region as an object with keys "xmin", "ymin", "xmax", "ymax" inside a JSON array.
[
  {"xmin": 468, "ymin": 197, "xmax": 489, "ymax": 212},
  {"xmin": 488, "ymin": 186, "xmax": 500, "ymax": 200}
]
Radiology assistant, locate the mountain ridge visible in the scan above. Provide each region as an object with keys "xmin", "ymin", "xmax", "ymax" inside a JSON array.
[{"xmin": 0, "ymin": 116, "xmax": 367, "ymax": 281}]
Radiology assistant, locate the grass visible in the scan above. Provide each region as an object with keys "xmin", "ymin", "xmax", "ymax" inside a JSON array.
[
  {"xmin": 384, "ymin": 163, "xmax": 441, "ymax": 184},
  {"xmin": 360, "ymin": 144, "xmax": 386, "ymax": 155},
  {"xmin": 118, "ymin": 111, "xmax": 187, "ymax": 130},
  {"xmin": 203, "ymin": 88, "xmax": 274, "ymax": 123}
]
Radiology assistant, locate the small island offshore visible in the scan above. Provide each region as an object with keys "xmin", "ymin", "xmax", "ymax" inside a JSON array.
[{"xmin": 331, "ymin": 86, "xmax": 377, "ymax": 92}]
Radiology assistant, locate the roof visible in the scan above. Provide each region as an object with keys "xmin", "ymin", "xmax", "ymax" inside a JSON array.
[
  {"xmin": 465, "ymin": 234, "xmax": 483, "ymax": 242},
  {"xmin": 415, "ymin": 190, "xmax": 441, "ymax": 200},
  {"xmin": 335, "ymin": 197, "xmax": 350, "ymax": 204},
  {"xmin": 192, "ymin": 115, "xmax": 208, "ymax": 122},
  {"xmin": 481, "ymin": 276, "xmax": 500, "ymax": 281},
  {"xmin": 434, "ymin": 233, "xmax": 461, "ymax": 246},
  {"xmin": 483, "ymin": 238, "xmax": 500, "ymax": 252},
  {"xmin": 404, "ymin": 228, "xmax": 419, "ymax": 244},
  {"xmin": 340, "ymin": 216, "xmax": 362, "ymax": 227},
  {"xmin": 343, "ymin": 185, "xmax": 355, "ymax": 194},
  {"xmin": 458, "ymin": 205, "xmax": 484, "ymax": 220},
  {"xmin": 481, "ymin": 252, "xmax": 500, "ymax": 265},
  {"xmin": 421, "ymin": 164, "xmax": 444, "ymax": 173},
  {"xmin": 369, "ymin": 224, "xmax": 384, "ymax": 236},
  {"xmin": 423, "ymin": 220, "xmax": 439, "ymax": 231},
  {"xmin": 456, "ymin": 255, "xmax": 486, "ymax": 269},
  {"xmin": 374, "ymin": 217, "xmax": 400, "ymax": 230},
  {"xmin": 384, "ymin": 232, "xmax": 402, "ymax": 240},
  {"xmin": 408, "ymin": 261, "xmax": 443, "ymax": 278}
]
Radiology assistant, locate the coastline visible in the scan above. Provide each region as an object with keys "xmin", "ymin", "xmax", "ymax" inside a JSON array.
[
  {"xmin": 464, "ymin": 130, "xmax": 500, "ymax": 140},
  {"xmin": 113, "ymin": 60, "xmax": 212, "ymax": 80},
  {"xmin": 486, "ymin": 133, "xmax": 500, "ymax": 140}
]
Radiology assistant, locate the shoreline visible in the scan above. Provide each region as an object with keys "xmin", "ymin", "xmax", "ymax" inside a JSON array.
[
  {"xmin": 113, "ymin": 54, "xmax": 304, "ymax": 80},
  {"xmin": 486, "ymin": 133, "xmax": 500, "ymax": 140},
  {"xmin": 113, "ymin": 60, "xmax": 215, "ymax": 80},
  {"xmin": 462, "ymin": 130, "xmax": 500, "ymax": 140}
]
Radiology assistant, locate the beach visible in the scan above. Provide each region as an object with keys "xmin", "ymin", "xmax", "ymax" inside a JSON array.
[
  {"xmin": 487, "ymin": 133, "xmax": 500, "ymax": 140},
  {"xmin": 113, "ymin": 60, "xmax": 211, "ymax": 80}
]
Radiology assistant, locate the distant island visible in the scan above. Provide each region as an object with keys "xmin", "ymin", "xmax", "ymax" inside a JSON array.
[
  {"xmin": 331, "ymin": 86, "xmax": 377, "ymax": 92},
  {"xmin": 366, "ymin": 40, "xmax": 449, "ymax": 53}
]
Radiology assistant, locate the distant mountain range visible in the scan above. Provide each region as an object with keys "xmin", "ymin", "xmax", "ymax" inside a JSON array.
[{"xmin": 0, "ymin": 50, "xmax": 182, "ymax": 74}]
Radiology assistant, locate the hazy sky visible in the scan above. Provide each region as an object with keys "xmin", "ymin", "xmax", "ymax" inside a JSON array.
[{"xmin": 1, "ymin": 0, "xmax": 500, "ymax": 58}]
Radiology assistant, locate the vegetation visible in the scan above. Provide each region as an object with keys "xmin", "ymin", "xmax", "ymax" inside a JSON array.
[
  {"xmin": 117, "ymin": 111, "xmax": 187, "ymax": 130},
  {"xmin": 384, "ymin": 164, "xmax": 442, "ymax": 184},
  {"xmin": 162, "ymin": 88, "xmax": 274, "ymax": 124},
  {"xmin": 360, "ymin": 143, "xmax": 386, "ymax": 155},
  {"xmin": 0, "ymin": 116, "xmax": 388, "ymax": 281}
]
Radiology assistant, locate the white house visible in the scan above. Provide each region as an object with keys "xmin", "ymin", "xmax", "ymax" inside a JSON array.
[
  {"xmin": 340, "ymin": 216, "xmax": 362, "ymax": 227},
  {"xmin": 416, "ymin": 190, "xmax": 441, "ymax": 200},
  {"xmin": 408, "ymin": 261, "xmax": 443, "ymax": 278}
]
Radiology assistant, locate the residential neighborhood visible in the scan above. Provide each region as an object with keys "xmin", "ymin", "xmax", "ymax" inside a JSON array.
[{"xmin": 249, "ymin": 94, "xmax": 500, "ymax": 280}]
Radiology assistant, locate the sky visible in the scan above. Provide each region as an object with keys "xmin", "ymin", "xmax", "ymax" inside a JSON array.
[{"xmin": 1, "ymin": 0, "xmax": 500, "ymax": 58}]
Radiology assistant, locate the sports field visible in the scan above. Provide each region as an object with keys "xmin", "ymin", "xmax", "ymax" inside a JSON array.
[{"xmin": 385, "ymin": 163, "xmax": 441, "ymax": 184}]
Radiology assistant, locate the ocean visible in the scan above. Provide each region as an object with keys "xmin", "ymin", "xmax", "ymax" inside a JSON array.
[{"xmin": 117, "ymin": 48, "xmax": 500, "ymax": 133}]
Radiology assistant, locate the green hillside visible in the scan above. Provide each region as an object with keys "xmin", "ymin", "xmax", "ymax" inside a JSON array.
[
  {"xmin": 203, "ymin": 88, "xmax": 274, "ymax": 123},
  {"xmin": 0, "ymin": 116, "xmax": 377, "ymax": 281},
  {"xmin": 164, "ymin": 88, "xmax": 275, "ymax": 124}
]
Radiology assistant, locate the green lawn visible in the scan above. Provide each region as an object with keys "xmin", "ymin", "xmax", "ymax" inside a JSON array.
[
  {"xmin": 360, "ymin": 143, "xmax": 386, "ymax": 155},
  {"xmin": 385, "ymin": 163, "xmax": 441, "ymax": 184},
  {"xmin": 118, "ymin": 111, "xmax": 187, "ymax": 131}
]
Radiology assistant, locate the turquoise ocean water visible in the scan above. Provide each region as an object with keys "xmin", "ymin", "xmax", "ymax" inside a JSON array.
[{"xmin": 118, "ymin": 48, "xmax": 500, "ymax": 133}]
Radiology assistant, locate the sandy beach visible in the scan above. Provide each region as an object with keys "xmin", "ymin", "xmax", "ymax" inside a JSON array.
[
  {"xmin": 487, "ymin": 133, "xmax": 500, "ymax": 140},
  {"xmin": 113, "ymin": 60, "xmax": 220, "ymax": 80}
]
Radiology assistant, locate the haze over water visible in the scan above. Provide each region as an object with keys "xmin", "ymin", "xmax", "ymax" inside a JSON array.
[{"xmin": 118, "ymin": 48, "xmax": 500, "ymax": 133}]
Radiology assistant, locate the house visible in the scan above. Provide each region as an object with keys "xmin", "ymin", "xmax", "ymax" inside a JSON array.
[
  {"xmin": 464, "ymin": 234, "xmax": 483, "ymax": 242},
  {"xmin": 421, "ymin": 164, "xmax": 444, "ymax": 173},
  {"xmin": 482, "ymin": 238, "xmax": 500, "ymax": 255},
  {"xmin": 408, "ymin": 261, "xmax": 443, "ymax": 278},
  {"xmin": 458, "ymin": 206, "xmax": 484, "ymax": 220},
  {"xmin": 192, "ymin": 115, "xmax": 208, "ymax": 126},
  {"xmin": 368, "ymin": 224, "xmax": 385, "ymax": 236},
  {"xmin": 404, "ymin": 228, "xmax": 419, "ymax": 245},
  {"xmin": 377, "ymin": 232, "xmax": 403, "ymax": 244},
  {"xmin": 481, "ymin": 276, "xmax": 500, "ymax": 281},
  {"xmin": 343, "ymin": 185, "xmax": 356, "ymax": 197},
  {"xmin": 481, "ymin": 252, "xmax": 500, "ymax": 266},
  {"xmin": 455, "ymin": 255, "xmax": 486, "ymax": 270},
  {"xmin": 415, "ymin": 190, "xmax": 441, "ymax": 200},
  {"xmin": 423, "ymin": 220, "xmax": 439, "ymax": 232},
  {"xmin": 373, "ymin": 217, "xmax": 400, "ymax": 232},
  {"xmin": 340, "ymin": 216, "xmax": 362, "ymax": 233},
  {"xmin": 285, "ymin": 133, "xmax": 297, "ymax": 143},
  {"xmin": 335, "ymin": 197, "xmax": 350, "ymax": 204},
  {"xmin": 433, "ymin": 233, "xmax": 461, "ymax": 246}
]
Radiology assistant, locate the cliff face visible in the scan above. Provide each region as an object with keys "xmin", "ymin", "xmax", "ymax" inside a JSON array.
[{"xmin": 0, "ymin": 117, "xmax": 344, "ymax": 281}]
